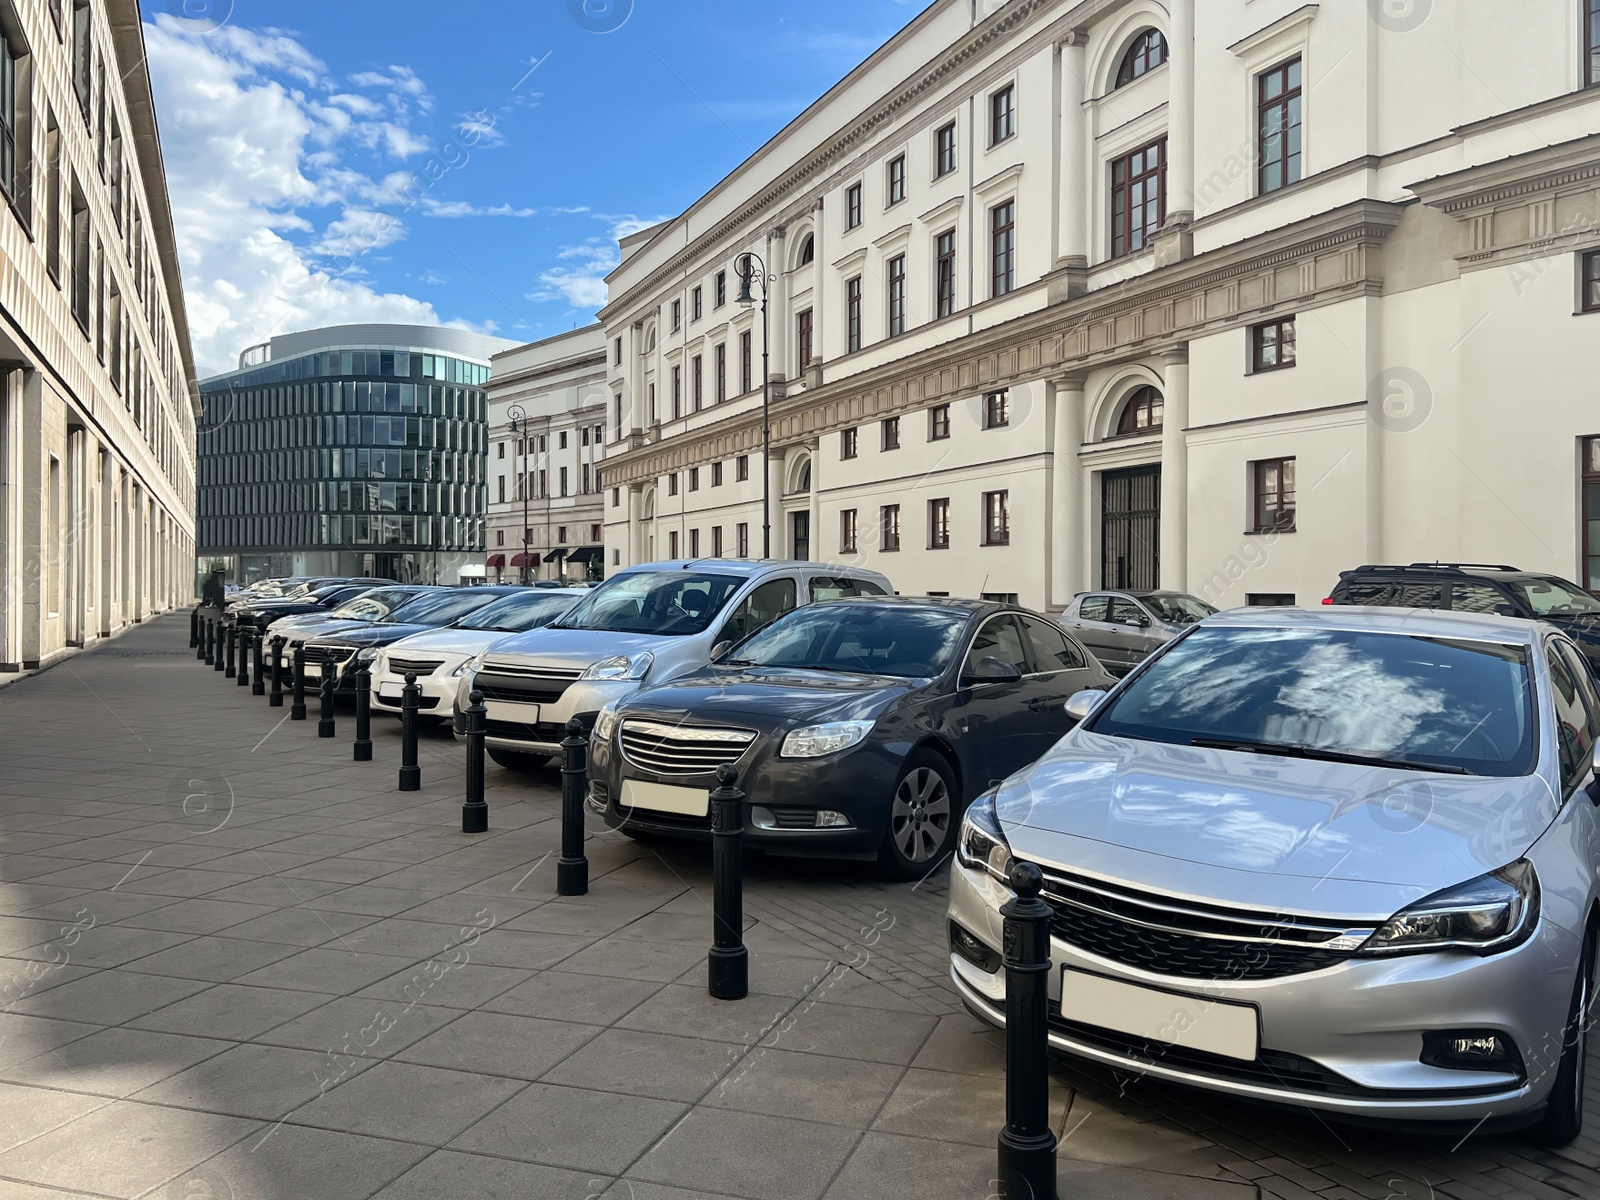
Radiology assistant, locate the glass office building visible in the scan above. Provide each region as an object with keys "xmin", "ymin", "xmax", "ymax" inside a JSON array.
[{"xmin": 197, "ymin": 324, "xmax": 516, "ymax": 584}]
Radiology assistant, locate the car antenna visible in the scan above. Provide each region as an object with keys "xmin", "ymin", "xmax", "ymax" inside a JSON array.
[{"xmin": 979, "ymin": 574, "xmax": 989, "ymax": 597}]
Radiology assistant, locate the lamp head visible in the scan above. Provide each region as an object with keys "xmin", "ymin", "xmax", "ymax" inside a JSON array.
[{"xmin": 735, "ymin": 254, "xmax": 756, "ymax": 305}]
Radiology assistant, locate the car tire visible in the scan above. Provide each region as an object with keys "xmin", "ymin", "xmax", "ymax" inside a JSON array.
[
  {"xmin": 1531, "ymin": 927, "xmax": 1596, "ymax": 1148},
  {"xmin": 877, "ymin": 748, "xmax": 959, "ymax": 881},
  {"xmin": 487, "ymin": 748, "xmax": 552, "ymax": 773}
]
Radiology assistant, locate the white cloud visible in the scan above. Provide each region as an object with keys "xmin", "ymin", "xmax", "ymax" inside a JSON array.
[
  {"xmin": 456, "ymin": 111, "xmax": 505, "ymax": 146},
  {"xmin": 529, "ymin": 216, "xmax": 668, "ymax": 311},
  {"xmin": 419, "ymin": 199, "xmax": 539, "ymax": 219},
  {"xmin": 146, "ymin": 16, "xmax": 452, "ymax": 375}
]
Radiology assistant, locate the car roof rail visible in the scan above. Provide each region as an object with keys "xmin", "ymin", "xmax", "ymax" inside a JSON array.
[
  {"xmin": 1403, "ymin": 562, "xmax": 1519, "ymax": 571},
  {"xmin": 1344, "ymin": 563, "xmax": 1519, "ymax": 576}
]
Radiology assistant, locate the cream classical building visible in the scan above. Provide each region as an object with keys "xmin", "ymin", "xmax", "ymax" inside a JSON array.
[
  {"xmin": 0, "ymin": 0, "xmax": 197, "ymax": 672},
  {"xmin": 485, "ymin": 325, "xmax": 608, "ymax": 584},
  {"xmin": 599, "ymin": 0, "xmax": 1600, "ymax": 611}
]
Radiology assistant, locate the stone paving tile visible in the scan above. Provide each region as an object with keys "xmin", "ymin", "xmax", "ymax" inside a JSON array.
[
  {"xmin": 8, "ymin": 968, "xmax": 211, "ymax": 1025},
  {"xmin": 630, "ymin": 1107, "xmax": 859, "ymax": 1200},
  {"xmin": 394, "ymin": 1010, "xmax": 599, "ymax": 1079},
  {"xmin": 616, "ymin": 983, "xmax": 795, "ymax": 1046},
  {"xmin": 356, "ymin": 959, "xmax": 532, "ymax": 1011},
  {"xmin": 286, "ymin": 1059, "xmax": 525, "ymax": 1143},
  {"xmin": 0, "ymin": 1081, "xmax": 109, "ymax": 1152},
  {"xmin": 113, "ymin": 896, "xmax": 279, "ymax": 934},
  {"xmin": 700, "ymin": 1047, "xmax": 902, "ymax": 1128},
  {"xmin": 137, "ymin": 1041, "xmax": 362, "ymax": 1119},
  {"xmin": 128, "ymin": 982, "xmax": 336, "ymax": 1041},
  {"xmin": 541, "ymin": 1028, "xmax": 741, "ymax": 1102},
  {"xmin": 758, "ymin": 995, "xmax": 938, "ymax": 1065},
  {"xmin": 0, "ymin": 1026, "xmax": 228, "ymax": 1098},
  {"xmin": 120, "ymin": 934, "xmax": 304, "ymax": 982},
  {"xmin": 480, "ymin": 968, "xmax": 663, "ymax": 1025},
  {"xmin": 555, "ymin": 935, "xmax": 707, "ymax": 983},
  {"xmin": 370, "ymin": 1148, "xmax": 601, "ymax": 1200},
  {"xmin": 449, "ymin": 1080, "xmax": 686, "ymax": 1174},
  {"xmin": 208, "ymin": 905, "xmax": 380, "ymax": 947},
  {"xmin": 251, "ymin": 996, "xmax": 462, "ymax": 1058},
  {"xmin": 230, "ymin": 945, "xmax": 422, "ymax": 993},
  {"xmin": 155, "ymin": 1123, "xmax": 431, "ymax": 1200}
]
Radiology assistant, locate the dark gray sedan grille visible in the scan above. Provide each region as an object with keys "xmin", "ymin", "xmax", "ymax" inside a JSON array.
[
  {"xmin": 619, "ymin": 720, "xmax": 757, "ymax": 777},
  {"xmin": 302, "ymin": 645, "xmax": 356, "ymax": 666}
]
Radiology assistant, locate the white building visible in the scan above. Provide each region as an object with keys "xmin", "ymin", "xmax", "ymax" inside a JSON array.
[
  {"xmin": 0, "ymin": 0, "xmax": 198, "ymax": 672},
  {"xmin": 599, "ymin": 0, "xmax": 1600, "ymax": 611},
  {"xmin": 485, "ymin": 325, "xmax": 608, "ymax": 584}
]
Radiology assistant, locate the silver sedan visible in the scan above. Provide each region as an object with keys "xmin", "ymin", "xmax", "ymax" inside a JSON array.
[
  {"xmin": 1060, "ymin": 589, "xmax": 1215, "ymax": 675},
  {"xmin": 947, "ymin": 605, "xmax": 1600, "ymax": 1144}
]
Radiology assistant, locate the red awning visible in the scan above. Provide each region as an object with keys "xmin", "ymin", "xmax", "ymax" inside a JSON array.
[
  {"xmin": 509, "ymin": 552, "xmax": 541, "ymax": 568},
  {"xmin": 485, "ymin": 554, "xmax": 506, "ymax": 568}
]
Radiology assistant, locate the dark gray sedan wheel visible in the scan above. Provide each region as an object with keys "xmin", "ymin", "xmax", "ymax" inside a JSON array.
[{"xmin": 878, "ymin": 749, "xmax": 957, "ymax": 880}]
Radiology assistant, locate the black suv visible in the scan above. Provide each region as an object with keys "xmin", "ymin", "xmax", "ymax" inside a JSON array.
[{"xmin": 1327, "ymin": 563, "xmax": 1600, "ymax": 670}]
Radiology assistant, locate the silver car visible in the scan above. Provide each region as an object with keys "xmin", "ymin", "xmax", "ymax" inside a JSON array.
[
  {"xmin": 1061, "ymin": 589, "xmax": 1215, "ymax": 674},
  {"xmin": 453, "ymin": 560, "xmax": 893, "ymax": 768},
  {"xmin": 948, "ymin": 605, "xmax": 1600, "ymax": 1144}
]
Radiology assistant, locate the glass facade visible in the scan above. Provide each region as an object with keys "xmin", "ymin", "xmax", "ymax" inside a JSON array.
[{"xmin": 197, "ymin": 344, "xmax": 490, "ymax": 570}]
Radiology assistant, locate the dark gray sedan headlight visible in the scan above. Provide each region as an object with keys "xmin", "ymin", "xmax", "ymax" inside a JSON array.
[
  {"xmin": 1359, "ymin": 860, "xmax": 1539, "ymax": 956},
  {"xmin": 955, "ymin": 788, "xmax": 1013, "ymax": 884}
]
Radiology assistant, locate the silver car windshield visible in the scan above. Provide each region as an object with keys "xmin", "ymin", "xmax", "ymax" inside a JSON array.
[
  {"xmin": 384, "ymin": 590, "xmax": 492, "ymax": 626},
  {"xmin": 555, "ymin": 571, "xmax": 744, "ymax": 636},
  {"xmin": 454, "ymin": 592, "xmax": 575, "ymax": 632},
  {"xmin": 1088, "ymin": 626, "xmax": 1537, "ymax": 777},
  {"xmin": 1141, "ymin": 593, "xmax": 1216, "ymax": 625}
]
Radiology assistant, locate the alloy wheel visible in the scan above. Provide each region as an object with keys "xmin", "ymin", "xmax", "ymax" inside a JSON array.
[{"xmin": 890, "ymin": 767, "xmax": 952, "ymax": 863}]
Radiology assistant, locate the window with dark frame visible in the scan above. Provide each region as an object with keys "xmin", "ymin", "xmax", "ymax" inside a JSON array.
[
  {"xmin": 672, "ymin": 298, "xmax": 681, "ymax": 330},
  {"xmin": 740, "ymin": 329, "xmax": 752, "ymax": 392},
  {"xmin": 737, "ymin": 522, "xmax": 749, "ymax": 557},
  {"xmin": 841, "ymin": 427, "xmax": 858, "ymax": 460},
  {"xmin": 982, "ymin": 490, "xmax": 1010, "ymax": 545},
  {"xmin": 712, "ymin": 460, "xmax": 723, "ymax": 486},
  {"xmin": 840, "ymin": 508, "xmax": 858, "ymax": 553},
  {"xmin": 671, "ymin": 364, "xmax": 681, "ymax": 419},
  {"xmin": 1115, "ymin": 386, "xmax": 1163, "ymax": 435},
  {"xmin": 715, "ymin": 270, "xmax": 726, "ymax": 307},
  {"xmin": 886, "ymin": 254, "xmax": 906, "ymax": 337},
  {"xmin": 1116, "ymin": 29, "xmax": 1167, "ymax": 87},
  {"xmin": 712, "ymin": 525, "xmax": 723, "ymax": 556},
  {"xmin": 845, "ymin": 275, "xmax": 862, "ymax": 352},
  {"xmin": 882, "ymin": 416, "xmax": 900, "ymax": 451},
  {"xmin": 935, "ymin": 229, "xmax": 956, "ymax": 317},
  {"xmin": 990, "ymin": 200, "xmax": 1015, "ymax": 297},
  {"xmin": 0, "ymin": 16, "xmax": 28, "ymax": 217},
  {"xmin": 668, "ymin": 472, "xmax": 678, "ymax": 496},
  {"xmin": 736, "ymin": 454, "xmax": 749, "ymax": 482},
  {"xmin": 692, "ymin": 286, "xmax": 702, "ymax": 320},
  {"xmin": 1250, "ymin": 316, "xmax": 1297, "ymax": 371},
  {"xmin": 1589, "ymin": 0, "xmax": 1600, "ymax": 87},
  {"xmin": 1582, "ymin": 249, "xmax": 1600, "ymax": 312},
  {"xmin": 983, "ymin": 391, "xmax": 1009, "ymax": 429},
  {"xmin": 613, "ymin": 336, "xmax": 622, "ymax": 365},
  {"xmin": 929, "ymin": 403, "xmax": 950, "ymax": 441},
  {"xmin": 935, "ymin": 121, "xmax": 956, "ymax": 177},
  {"xmin": 797, "ymin": 307, "xmax": 813, "ymax": 373},
  {"xmin": 70, "ymin": 0, "xmax": 89, "ymax": 126},
  {"xmin": 880, "ymin": 504, "xmax": 901, "ymax": 551},
  {"xmin": 1257, "ymin": 58, "xmax": 1303, "ymax": 195},
  {"xmin": 887, "ymin": 154, "xmax": 906, "ymax": 205},
  {"xmin": 692, "ymin": 354, "xmax": 702, "ymax": 411},
  {"xmin": 715, "ymin": 342, "xmax": 726, "ymax": 403},
  {"xmin": 669, "ymin": 530, "xmax": 679, "ymax": 557},
  {"xmin": 846, "ymin": 182, "xmax": 863, "ymax": 229},
  {"xmin": 1111, "ymin": 137, "xmax": 1166, "ymax": 258},
  {"xmin": 1583, "ymin": 437, "xmax": 1600, "ymax": 589},
  {"xmin": 688, "ymin": 466, "xmax": 699, "ymax": 491},
  {"xmin": 69, "ymin": 177, "xmax": 89, "ymax": 332},
  {"xmin": 990, "ymin": 83, "xmax": 1015, "ymax": 145},
  {"xmin": 1252, "ymin": 457, "xmax": 1297, "ymax": 532},
  {"xmin": 928, "ymin": 496, "xmax": 950, "ymax": 548},
  {"xmin": 690, "ymin": 529, "xmax": 700, "ymax": 558}
]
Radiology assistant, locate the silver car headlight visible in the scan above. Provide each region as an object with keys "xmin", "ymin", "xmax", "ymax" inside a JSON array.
[
  {"xmin": 955, "ymin": 788, "xmax": 1013, "ymax": 884},
  {"xmin": 355, "ymin": 648, "xmax": 379, "ymax": 665},
  {"xmin": 580, "ymin": 652, "xmax": 654, "ymax": 682},
  {"xmin": 1358, "ymin": 860, "xmax": 1539, "ymax": 956},
  {"xmin": 452, "ymin": 653, "xmax": 486, "ymax": 679},
  {"xmin": 592, "ymin": 701, "xmax": 620, "ymax": 743},
  {"xmin": 779, "ymin": 720, "xmax": 873, "ymax": 759}
]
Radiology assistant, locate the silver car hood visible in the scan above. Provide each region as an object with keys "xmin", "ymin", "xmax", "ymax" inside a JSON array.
[
  {"xmin": 996, "ymin": 730, "xmax": 1558, "ymax": 921},
  {"xmin": 479, "ymin": 627, "xmax": 679, "ymax": 670}
]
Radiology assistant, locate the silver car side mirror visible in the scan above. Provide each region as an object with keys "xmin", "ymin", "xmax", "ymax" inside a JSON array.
[
  {"xmin": 710, "ymin": 640, "xmax": 734, "ymax": 662},
  {"xmin": 1064, "ymin": 689, "xmax": 1107, "ymax": 723}
]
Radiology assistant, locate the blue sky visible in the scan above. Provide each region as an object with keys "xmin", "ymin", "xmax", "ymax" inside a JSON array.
[{"xmin": 142, "ymin": 0, "xmax": 935, "ymax": 375}]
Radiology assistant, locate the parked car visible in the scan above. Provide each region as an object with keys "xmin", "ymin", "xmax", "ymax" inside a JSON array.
[
  {"xmin": 454, "ymin": 559, "xmax": 893, "ymax": 770},
  {"xmin": 301, "ymin": 587, "xmax": 523, "ymax": 687},
  {"xmin": 949, "ymin": 604, "xmax": 1600, "ymax": 1144},
  {"xmin": 1327, "ymin": 562, "xmax": 1600, "ymax": 673},
  {"xmin": 368, "ymin": 588, "xmax": 586, "ymax": 719},
  {"xmin": 265, "ymin": 586, "xmax": 435, "ymax": 667},
  {"xmin": 590, "ymin": 596, "xmax": 1113, "ymax": 877},
  {"xmin": 225, "ymin": 583, "xmax": 378, "ymax": 634},
  {"xmin": 1060, "ymin": 590, "xmax": 1216, "ymax": 674}
]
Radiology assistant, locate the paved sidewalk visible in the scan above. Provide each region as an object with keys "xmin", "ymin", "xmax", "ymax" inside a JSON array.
[{"xmin": 0, "ymin": 615, "xmax": 1592, "ymax": 1199}]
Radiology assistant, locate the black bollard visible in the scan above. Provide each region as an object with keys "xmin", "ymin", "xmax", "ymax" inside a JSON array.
[
  {"xmin": 462, "ymin": 691, "xmax": 488, "ymax": 833},
  {"xmin": 269, "ymin": 636, "xmax": 285, "ymax": 708},
  {"xmin": 251, "ymin": 630, "xmax": 265, "ymax": 696},
  {"xmin": 189, "ymin": 608, "xmax": 199, "ymax": 648},
  {"xmin": 397, "ymin": 672, "xmax": 420, "ymax": 791},
  {"xmin": 353, "ymin": 663, "xmax": 373, "ymax": 761},
  {"xmin": 214, "ymin": 623, "xmax": 228, "ymax": 673},
  {"xmin": 996, "ymin": 861, "xmax": 1058, "ymax": 1200},
  {"xmin": 557, "ymin": 718, "xmax": 589, "ymax": 895},
  {"xmin": 224, "ymin": 626, "xmax": 237, "ymax": 679},
  {"xmin": 317, "ymin": 659, "xmax": 336, "ymax": 738},
  {"xmin": 290, "ymin": 647, "xmax": 307, "ymax": 721},
  {"xmin": 236, "ymin": 630, "xmax": 251, "ymax": 687},
  {"xmin": 202, "ymin": 618, "xmax": 213, "ymax": 664},
  {"xmin": 707, "ymin": 762, "xmax": 748, "ymax": 1001}
]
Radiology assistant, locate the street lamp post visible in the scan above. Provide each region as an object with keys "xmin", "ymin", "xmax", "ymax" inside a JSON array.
[
  {"xmin": 735, "ymin": 252, "xmax": 774, "ymax": 559},
  {"xmin": 508, "ymin": 404, "xmax": 530, "ymax": 584}
]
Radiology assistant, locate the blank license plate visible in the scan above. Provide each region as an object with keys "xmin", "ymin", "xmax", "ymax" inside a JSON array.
[
  {"xmin": 1059, "ymin": 968, "xmax": 1258, "ymax": 1061},
  {"xmin": 622, "ymin": 779, "xmax": 710, "ymax": 817},
  {"xmin": 377, "ymin": 682, "xmax": 402, "ymax": 700},
  {"xmin": 484, "ymin": 700, "xmax": 541, "ymax": 725}
]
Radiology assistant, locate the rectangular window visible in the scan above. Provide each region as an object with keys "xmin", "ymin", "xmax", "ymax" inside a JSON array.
[
  {"xmin": 0, "ymin": 20, "xmax": 29, "ymax": 219},
  {"xmin": 990, "ymin": 200, "xmax": 1015, "ymax": 297},
  {"xmin": 886, "ymin": 254, "xmax": 906, "ymax": 337},
  {"xmin": 1111, "ymin": 137, "xmax": 1166, "ymax": 258},
  {"xmin": 712, "ymin": 460, "xmax": 723, "ymax": 486},
  {"xmin": 672, "ymin": 298, "xmax": 681, "ymax": 330},
  {"xmin": 497, "ymin": 476, "xmax": 505, "ymax": 503},
  {"xmin": 712, "ymin": 525, "xmax": 723, "ymax": 556},
  {"xmin": 935, "ymin": 229, "xmax": 957, "ymax": 318},
  {"xmin": 69, "ymin": 177, "xmax": 89, "ymax": 332},
  {"xmin": 982, "ymin": 490, "xmax": 1010, "ymax": 545},
  {"xmin": 840, "ymin": 508, "xmax": 858, "ymax": 553},
  {"xmin": 582, "ymin": 463, "xmax": 591, "ymax": 494},
  {"xmin": 715, "ymin": 342, "xmax": 726, "ymax": 403},
  {"xmin": 736, "ymin": 454, "xmax": 749, "ymax": 482},
  {"xmin": 881, "ymin": 416, "xmax": 900, "ymax": 451},
  {"xmin": 928, "ymin": 497, "xmax": 950, "ymax": 549},
  {"xmin": 990, "ymin": 83, "xmax": 1015, "ymax": 145},
  {"xmin": 668, "ymin": 472, "xmax": 678, "ymax": 496},
  {"xmin": 559, "ymin": 466, "xmax": 569, "ymax": 497},
  {"xmin": 692, "ymin": 354, "xmax": 702, "ymax": 411},
  {"xmin": 929, "ymin": 404, "xmax": 950, "ymax": 441},
  {"xmin": 669, "ymin": 530, "xmax": 680, "ymax": 558},
  {"xmin": 1583, "ymin": 249, "xmax": 1600, "ymax": 313},
  {"xmin": 1252, "ymin": 457, "xmax": 1297, "ymax": 532},
  {"xmin": 692, "ymin": 286, "xmax": 703, "ymax": 321},
  {"xmin": 983, "ymin": 391, "xmax": 1009, "ymax": 429},
  {"xmin": 613, "ymin": 336, "xmax": 622, "ymax": 365},
  {"xmin": 672, "ymin": 364, "xmax": 681, "ymax": 419},
  {"xmin": 845, "ymin": 275, "xmax": 862, "ymax": 352},
  {"xmin": 846, "ymin": 182, "xmax": 863, "ymax": 229},
  {"xmin": 44, "ymin": 111, "xmax": 59, "ymax": 282},
  {"xmin": 71, "ymin": 0, "xmax": 89, "ymax": 125},
  {"xmin": 740, "ymin": 329, "xmax": 752, "ymax": 392},
  {"xmin": 880, "ymin": 504, "xmax": 901, "ymax": 551},
  {"xmin": 614, "ymin": 394, "xmax": 623, "ymax": 430},
  {"xmin": 737, "ymin": 522, "xmax": 749, "ymax": 557},
  {"xmin": 887, "ymin": 154, "xmax": 906, "ymax": 205},
  {"xmin": 841, "ymin": 427, "xmax": 858, "ymax": 460},
  {"xmin": 1250, "ymin": 317, "xmax": 1297, "ymax": 371},
  {"xmin": 688, "ymin": 466, "xmax": 700, "ymax": 491},
  {"xmin": 935, "ymin": 121, "xmax": 957, "ymax": 177},
  {"xmin": 797, "ymin": 307, "xmax": 813, "ymax": 373},
  {"xmin": 689, "ymin": 528, "xmax": 700, "ymax": 558},
  {"xmin": 1257, "ymin": 58, "xmax": 1303, "ymax": 195},
  {"xmin": 715, "ymin": 269, "xmax": 726, "ymax": 308},
  {"xmin": 591, "ymin": 523, "xmax": 603, "ymax": 541}
]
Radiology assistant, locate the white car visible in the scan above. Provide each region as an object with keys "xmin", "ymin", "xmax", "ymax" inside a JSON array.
[{"xmin": 369, "ymin": 588, "xmax": 586, "ymax": 719}]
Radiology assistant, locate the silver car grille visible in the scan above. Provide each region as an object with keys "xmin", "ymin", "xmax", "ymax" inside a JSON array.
[
  {"xmin": 388, "ymin": 657, "xmax": 445, "ymax": 677},
  {"xmin": 619, "ymin": 720, "xmax": 758, "ymax": 777},
  {"xmin": 1034, "ymin": 863, "xmax": 1375, "ymax": 981},
  {"xmin": 482, "ymin": 660, "xmax": 583, "ymax": 682}
]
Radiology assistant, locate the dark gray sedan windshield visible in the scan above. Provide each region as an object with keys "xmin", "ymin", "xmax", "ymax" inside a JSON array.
[
  {"xmin": 731, "ymin": 606, "xmax": 967, "ymax": 677},
  {"xmin": 385, "ymin": 591, "xmax": 497, "ymax": 626},
  {"xmin": 455, "ymin": 592, "xmax": 575, "ymax": 632},
  {"xmin": 329, "ymin": 589, "xmax": 416, "ymax": 621},
  {"xmin": 1088, "ymin": 626, "xmax": 1536, "ymax": 776}
]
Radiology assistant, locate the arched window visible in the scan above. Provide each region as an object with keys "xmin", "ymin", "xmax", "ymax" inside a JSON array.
[
  {"xmin": 797, "ymin": 460, "xmax": 812, "ymax": 492},
  {"xmin": 1115, "ymin": 386, "xmax": 1164, "ymax": 436},
  {"xmin": 798, "ymin": 234, "xmax": 815, "ymax": 266},
  {"xmin": 1115, "ymin": 29, "xmax": 1167, "ymax": 88}
]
